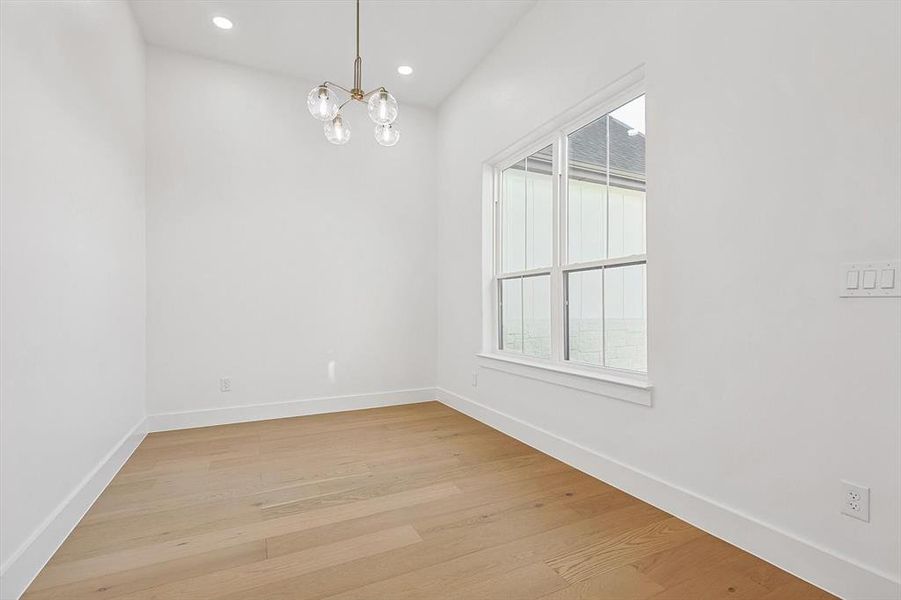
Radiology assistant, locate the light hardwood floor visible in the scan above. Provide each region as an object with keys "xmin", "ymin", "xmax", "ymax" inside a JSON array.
[{"xmin": 24, "ymin": 402, "xmax": 835, "ymax": 599}]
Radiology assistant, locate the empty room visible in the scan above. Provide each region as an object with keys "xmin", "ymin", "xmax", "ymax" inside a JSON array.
[{"xmin": 1, "ymin": 0, "xmax": 899, "ymax": 598}]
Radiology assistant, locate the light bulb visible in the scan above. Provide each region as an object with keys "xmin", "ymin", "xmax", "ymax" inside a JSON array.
[
  {"xmin": 367, "ymin": 90, "xmax": 398, "ymax": 125},
  {"xmin": 374, "ymin": 123, "xmax": 400, "ymax": 147},
  {"xmin": 307, "ymin": 85, "xmax": 338, "ymax": 122},
  {"xmin": 324, "ymin": 114, "xmax": 351, "ymax": 145}
]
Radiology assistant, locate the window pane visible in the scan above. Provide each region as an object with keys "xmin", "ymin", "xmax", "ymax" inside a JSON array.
[
  {"xmin": 526, "ymin": 147, "xmax": 553, "ymax": 270},
  {"xmin": 604, "ymin": 263, "xmax": 647, "ymax": 372},
  {"xmin": 522, "ymin": 275, "xmax": 550, "ymax": 359},
  {"xmin": 568, "ymin": 116, "xmax": 607, "ymax": 264},
  {"xmin": 567, "ymin": 269, "xmax": 603, "ymax": 365},
  {"xmin": 608, "ymin": 95, "xmax": 645, "ymax": 258},
  {"xmin": 567, "ymin": 95, "xmax": 645, "ymax": 263},
  {"xmin": 501, "ymin": 146, "xmax": 553, "ymax": 273},
  {"xmin": 608, "ymin": 186, "xmax": 645, "ymax": 258},
  {"xmin": 500, "ymin": 277, "xmax": 522, "ymax": 352},
  {"xmin": 501, "ymin": 160, "xmax": 526, "ymax": 272}
]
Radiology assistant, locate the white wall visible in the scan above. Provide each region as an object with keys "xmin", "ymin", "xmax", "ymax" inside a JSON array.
[
  {"xmin": 146, "ymin": 47, "xmax": 437, "ymax": 418},
  {"xmin": 0, "ymin": 0, "xmax": 146, "ymax": 582},
  {"xmin": 436, "ymin": 0, "xmax": 900, "ymax": 596}
]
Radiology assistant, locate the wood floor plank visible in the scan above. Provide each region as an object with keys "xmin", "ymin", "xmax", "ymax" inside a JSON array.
[
  {"xmin": 536, "ymin": 565, "xmax": 664, "ymax": 600},
  {"xmin": 22, "ymin": 402, "xmax": 836, "ymax": 599},
  {"xmin": 114, "ymin": 526, "xmax": 422, "ymax": 600},
  {"xmin": 755, "ymin": 578, "xmax": 839, "ymax": 600},
  {"xmin": 294, "ymin": 500, "xmax": 669, "ymax": 600},
  {"xmin": 30, "ymin": 482, "xmax": 459, "ymax": 590},
  {"xmin": 628, "ymin": 533, "xmax": 728, "ymax": 583},
  {"xmin": 719, "ymin": 550, "xmax": 812, "ymax": 593},
  {"xmin": 262, "ymin": 470, "xmax": 593, "ymax": 564},
  {"xmin": 647, "ymin": 566, "xmax": 770, "ymax": 599},
  {"xmin": 435, "ymin": 562, "xmax": 569, "ymax": 600},
  {"xmin": 23, "ymin": 542, "xmax": 267, "ymax": 600},
  {"xmin": 546, "ymin": 517, "xmax": 705, "ymax": 584}
]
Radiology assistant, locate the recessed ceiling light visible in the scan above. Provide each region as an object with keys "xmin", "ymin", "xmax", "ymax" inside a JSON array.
[
  {"xmin": 212, "ymin": 16, "xmax": 233, "ymax": 30},
  {"xmin": 397, "ymin": 65, "xmax": 413, "ymax": 76}
]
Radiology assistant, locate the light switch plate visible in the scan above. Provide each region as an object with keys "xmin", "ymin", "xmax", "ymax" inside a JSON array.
[{"xmin": 840, "ymin": 261, "xmax": 900, "ymax": 297}]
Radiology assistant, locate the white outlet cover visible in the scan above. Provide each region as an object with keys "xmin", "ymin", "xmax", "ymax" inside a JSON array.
[{"xmin": 841, "ymin": 480, "xmax": 870, "ymax": 522}]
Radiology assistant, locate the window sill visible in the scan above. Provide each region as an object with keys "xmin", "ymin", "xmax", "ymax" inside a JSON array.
[{"xmin": 475, "ymin": 353, "xmax": 653, "ymax": 407}]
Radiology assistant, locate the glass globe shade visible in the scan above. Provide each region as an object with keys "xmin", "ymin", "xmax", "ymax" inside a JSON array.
[
  {"xmin": 367, "ymin": 90, "xmax": 398, "ymax": 125},
  {"xmin": 324, "ymin": 114, "xmax": 351, "ymax": 145},
  {"xmin": 374, "ymin": 123, "xmax": 400, "ymax": 147},
  {"xmin": 307, "ymin": 85, "xmax": 339, "ymax": 122}
]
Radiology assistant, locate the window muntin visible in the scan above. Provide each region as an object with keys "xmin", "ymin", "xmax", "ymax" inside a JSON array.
[{"xmin": 494, "ymin": 93, "xmax": 647, "ymax": 375}]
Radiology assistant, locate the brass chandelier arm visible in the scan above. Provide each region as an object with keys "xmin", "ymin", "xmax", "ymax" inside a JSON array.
[
  {"xmin": 361, "ymin": 87, "xmax": 387, "ymax": 100},
  {"xmin": 324, "ymin": 82, "xmax": 385, "ymax": 105},
  {"xmin": 323, "ymin": 81, "xmax": 354, "ymax": 95}
]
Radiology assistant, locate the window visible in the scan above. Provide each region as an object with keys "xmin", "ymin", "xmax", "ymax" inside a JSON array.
[
  {"xmin": 497, "ymin": 145, "xmax": 554, "ymax": 360},
  {"xmin": 492, "ymin": 94, "xmax": 647, "ymax": 378}
]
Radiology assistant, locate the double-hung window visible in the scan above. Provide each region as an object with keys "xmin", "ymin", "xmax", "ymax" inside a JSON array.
[
  {"xmin": 497, "ymin": 144, "xmax": 555, "ymax": 360},
  {"xmin": 491, "ymin": 91, "xmax": 647, "ymax": 388}
]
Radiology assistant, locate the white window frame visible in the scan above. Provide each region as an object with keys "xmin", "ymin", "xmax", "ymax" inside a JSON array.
[{"xmin": 478, "ymin": 67, "xmax": 652, "ymax": 406}]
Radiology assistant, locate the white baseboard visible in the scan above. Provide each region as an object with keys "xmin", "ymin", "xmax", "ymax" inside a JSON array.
[
  {"xmin": 436, "ymin": 387, "xmax": 900, "ymax": 600},
  {"xmin": 145, "ymin": 387, "xmax": 437, "ymax": 432},
  {"xmin": 0, "ymin": 418, "xmax": 147, "ymax": 600}
]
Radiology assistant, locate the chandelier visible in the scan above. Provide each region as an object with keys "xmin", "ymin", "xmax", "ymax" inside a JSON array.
[{"xmin": 306, "ymin": 0, "xmax": 400, "ymax": 146}]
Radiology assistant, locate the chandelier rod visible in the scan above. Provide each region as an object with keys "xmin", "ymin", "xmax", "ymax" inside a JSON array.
[{"xmin": 352, "ymin": 0, "xmax": 363, "ymax": 98}]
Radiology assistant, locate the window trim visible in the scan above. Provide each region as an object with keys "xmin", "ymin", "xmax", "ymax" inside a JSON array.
[
  {"xmin": 475, "ymin": 352, "xmax": 651, "ymax": 407},
  {"xmin": 480, "ymin": 66, "xmax": 651, "ymax": 405}
]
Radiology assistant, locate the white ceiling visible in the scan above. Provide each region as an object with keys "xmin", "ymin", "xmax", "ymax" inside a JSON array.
[{"xmin": 130, "ymin": 0, "xmax": 535, "ymax": 108}]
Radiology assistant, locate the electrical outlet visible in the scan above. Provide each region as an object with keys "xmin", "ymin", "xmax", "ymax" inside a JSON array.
[
  {"xmin": 219, "ymin": 377, "xmax": 232, "ymax": 392},
  {"xmin": 472, "ymin": 372, "xmax": 478, "ymax": 387},
  {"xmin": 841, "ymin": 481, "xmax": 870, "ymax": 522}
]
